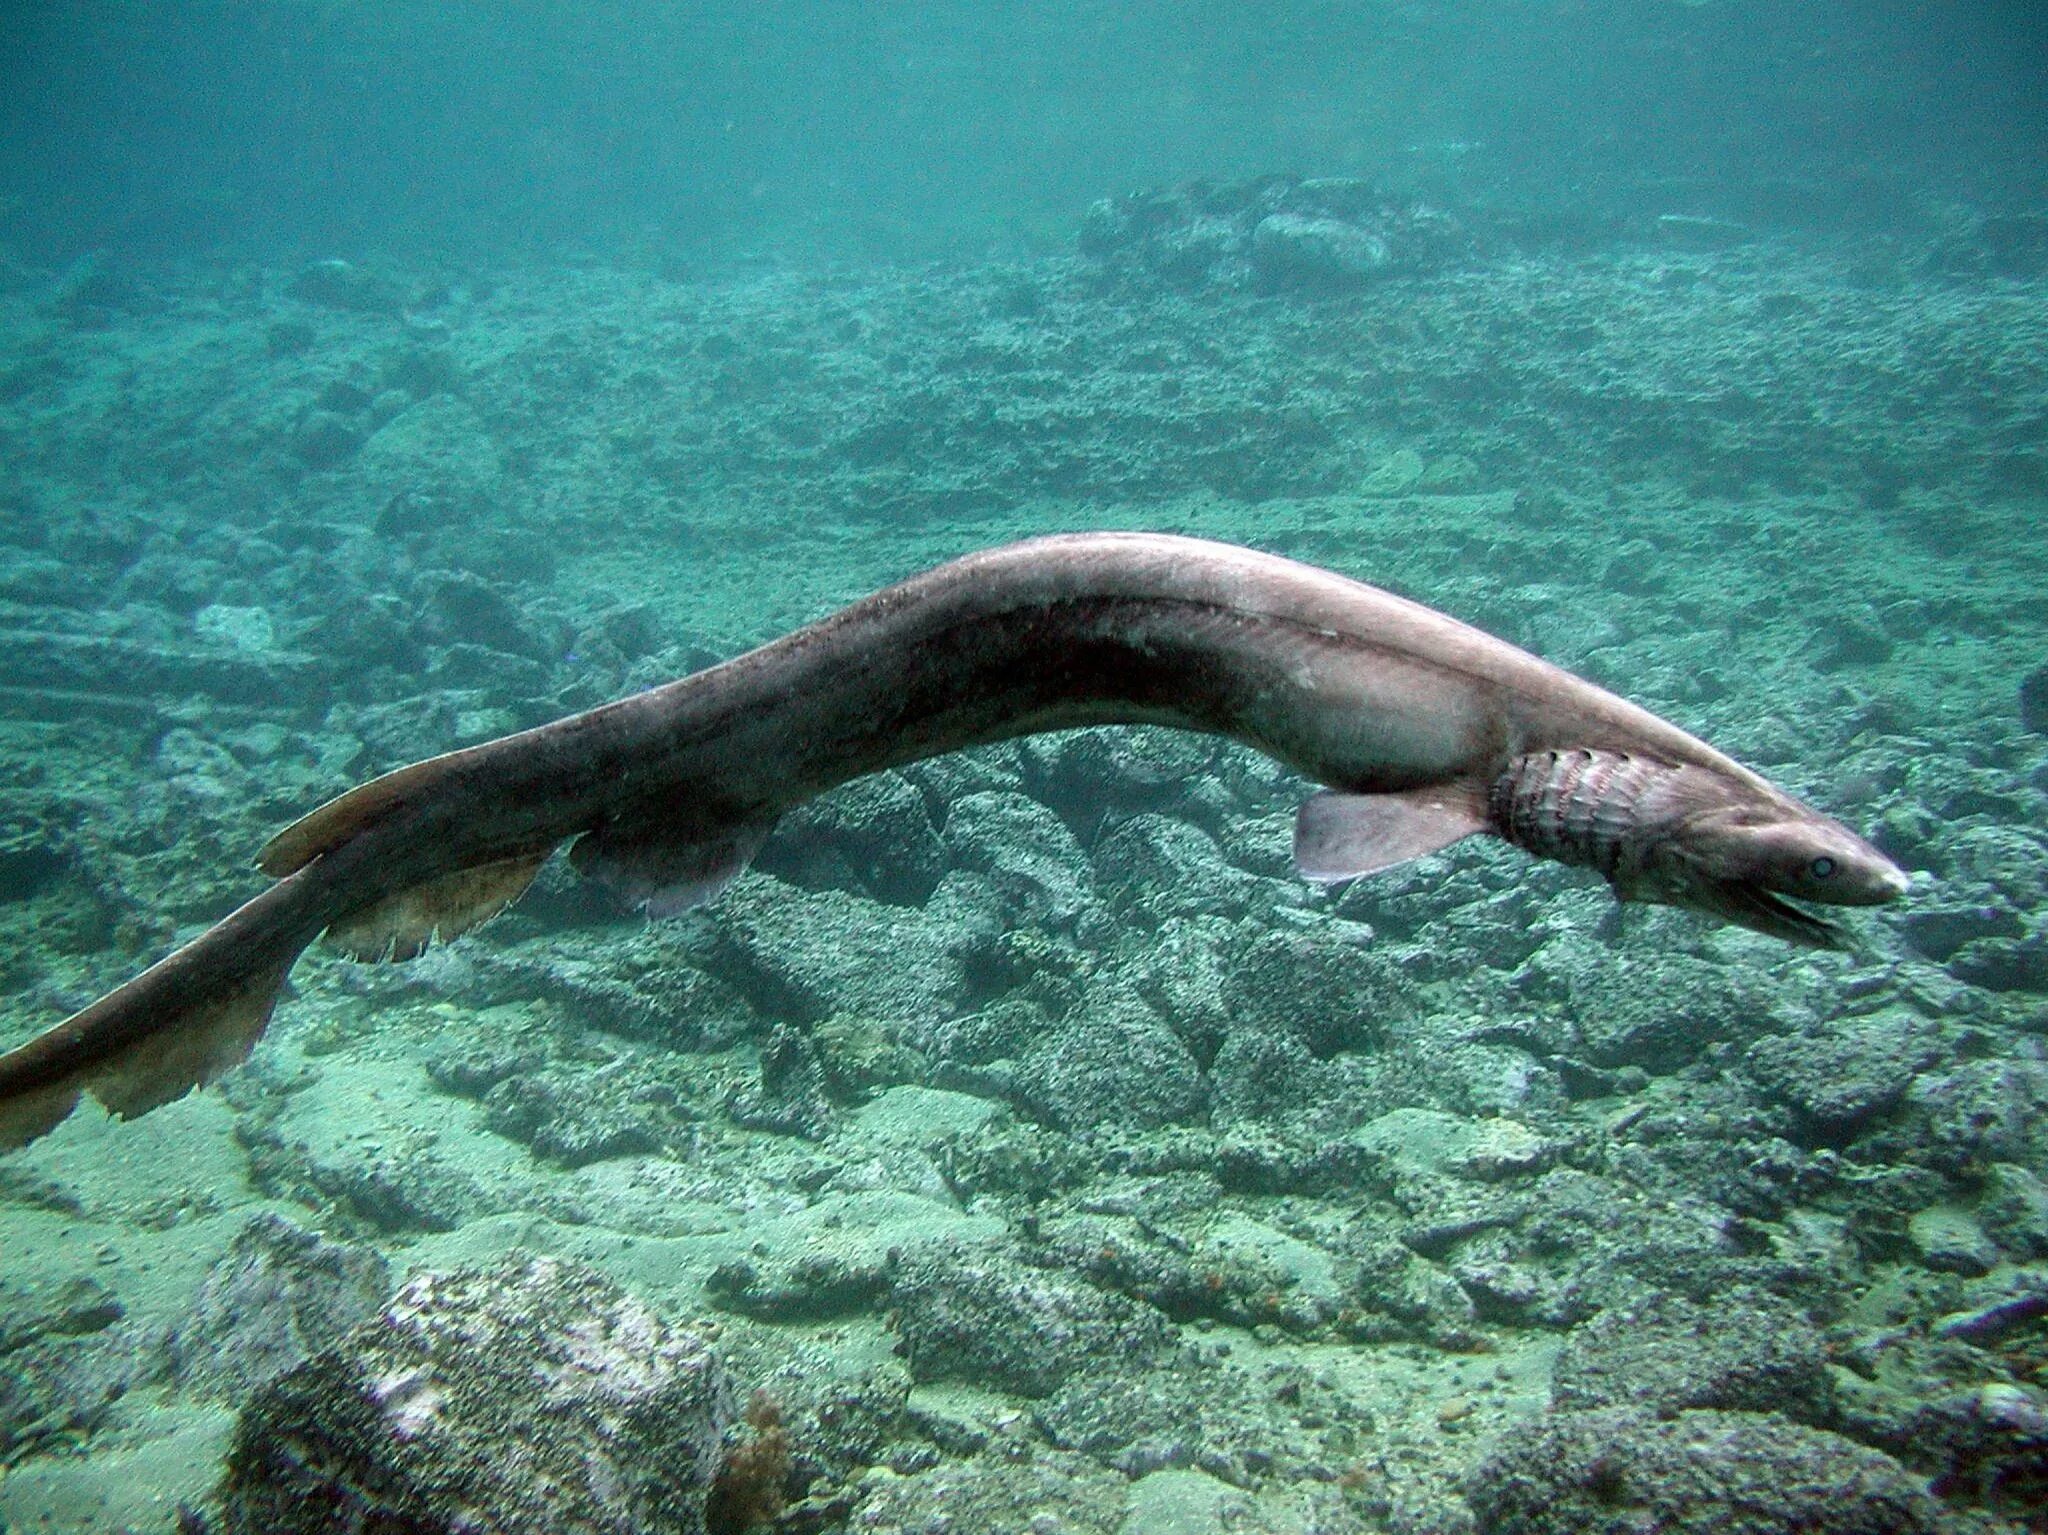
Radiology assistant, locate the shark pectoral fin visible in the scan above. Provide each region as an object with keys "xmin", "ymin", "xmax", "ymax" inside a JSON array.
[
  {"xmin": 324, "ymin": 847, "xmax": 555, "ymax": 962},
  {"xmin": 1292, "ymin": 786, "xmax": 1488, "ymax": 883},
  {"xmin": 568, "ymin": 813, "xmax": 776, "ymax": 917}
]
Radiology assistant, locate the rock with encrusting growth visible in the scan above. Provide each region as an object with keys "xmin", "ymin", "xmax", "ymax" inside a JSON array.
[
  {"xmin": 1900, "ymin": 903, "xmax": 2025, "ymax": 962},
  {"xmin": 1907, "ymin": 1203, "xmax": 2000, "ymax": 1276},
  {"xmin": 288, "ymin": 258, "xmax": 407, "ymax": 314},
  {"xmin": 1893, "ymin": 1383, "xmax": 2048, "ymax": 1523},
  {"xmin": 1564, "ymin": 950, "xmax": 1777, "ymax": 1072},
  {"xmin": 1093, "ymin": 813, "xmax": 1275, "ymax": 922},
  {"xmin": 217, "ymin": 1256, "xmax": 735, "ymax": 1535},
  {"xmin": 1251, "ymin": 213, "xmax": 1393, "ymax": 288},
  {"xmin": 727, "ymin": 1022, "xmax": 837, "ymax": 1139},
  {"xmin": 163, "ymin": 1213, "xmax": 390, "ymax": 1401},
  {"xmin": 707, "ymin": 875, "xmax": 981, "ymax": 1027},
  {"xmin": 1947, "ymin": 933, "xmax": 2048, "ymax": 993},
  {"xmin": 942, "ymin": 789, "xmax": 1095, "ymax": 927},
  {"xmin": 2023, "ymin": 664, "xmax": 2048, "ymax": 733},
  {"xmin": 1742, "ymin": 1011, "xmax": 1939, "ymax": 1142},
  {"xmin": 1906, "ymin": 1058, "xmax": 2048, "ymax": 1176},
  {"xmin": 1549, "ymin": 1290, "xmax": 1836, "ymax": 1426},
  {"xmin": 1219, "ymin": 924, "xmax": 1409, "ymax": 1058},
  {"xmin": 888, "ymin": 1244, "xmax": 1173, "ymax": 1398},
  {"xmin": 479, "ymin": 1068, "xmax": 665, "ymax": 1165},
  {"xmin": 0, "ymin": 1274, "xmax": 134, "ymax": 1462},
  {"xmin": 1079, "ymin": 175, "xmax": 1470, "ymax": 294},
  {"xmin": 1465, "ymin": 1407, "xmax": 1941, "ymax": 1535},
  {"xmin": 1017, "ymin": 983, "xmax": 1206, "ymax": 1131},
  {"xmin": 1978, "ymin": 1163, "xmax": 2048, "ymax": 1260},
  {"xmin": 758, "ymin": 769, "xmax": 948, "ymax": 906}
]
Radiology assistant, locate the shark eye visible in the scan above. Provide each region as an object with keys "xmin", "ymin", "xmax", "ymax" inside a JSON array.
[{"xmin": 1809, "ymin": 856, "xmax": 1837, "ymax": 879}]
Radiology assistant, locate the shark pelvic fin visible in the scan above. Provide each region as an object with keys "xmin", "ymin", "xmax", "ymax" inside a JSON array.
[
  {"xmin": 1292, "ymin": 785, "xmax": 1488, "ymax": 883},
  {"xmin": 569, "ymin": 813, "xmax": 776, "ymax": 917}
]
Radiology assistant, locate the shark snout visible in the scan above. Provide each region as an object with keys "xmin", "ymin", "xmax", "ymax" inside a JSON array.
[{"xmin": 1816, "ymin": 826, "xmax": 1913, "ymax": 907}]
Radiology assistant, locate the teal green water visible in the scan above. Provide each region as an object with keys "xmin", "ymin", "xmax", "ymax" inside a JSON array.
[{"xmin": 1, "ymin": 7, "xmax": 2045, "ymax": 1534}]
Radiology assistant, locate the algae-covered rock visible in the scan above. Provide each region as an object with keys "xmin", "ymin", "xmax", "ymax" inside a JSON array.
[
  {"xmin": 728, "ymin": 1021, "xmax": 836, "ymax": 1138},
  {"xmin": 417, "ymin": 568, "xmax": 557, "ymax": 660},
  {"xmin": 240, "ymin": 1115, "xmax": 487, "ymax": 1235},
  {"xmin": 1948, "ymin": 933, "xmax": 2048, "ymax": 993},
  {"xmin": 1016, "ymin": 725, "xmax": 1221, "ymax": 841},
  {"xmin": 1122, "ymin": 914, "xmax": 1230, "ymax": 1038},
  {"xmin": 1208, "ymin": 1027, "xmax": 1323, "ymax": 1125},
  {"xmin": 0, "ymin": 1274, "xmax": 135, "ymax": 1463},
  {"xmin": 1906, "ymin": 1057, "xmax": 2048, "ymax": 1176},
  {"xmin": 708, "ymin": 873, "xmax": 983, "ymax": 1025},
  {"xmin": 1892, "ymin": 1383, "xmax": 2048, "ymax": 1526},
  {"xmin": 848, "ymin": 1446, "xmax": 1127, "ymax": 1534},
  {"xmin": 1900, "ymin": 903, "xmax": 2025, "ymax": 962},
  {"xmin": 1219, "ymin": 924, "xmax": 1408, "ymax": 1057},
  {"xmin": 1978, "ymin": 1162, "xmax": 2048, "ymax": 1260},
  {"xmin": 1093, "ymin": 813, "xmax": 1274, "ymax": 921},
  {"xmin": 1907, "ymin": 1203, "xmax": 2000, "ymax": 1276},
  {"xmin": 888, "ymin": 1244, "xmax": 1172, "ymax": 1398},
  {"xmin": 480, "ymin": 1068, "xmax": 665, "ymax": 1164},
  {"xmin": 451, "ymin": 930, "xmax": 760, "ymax": 1050},
  {"xmin": 1252, "ymin": 212, "xmax": 1391, "ymax": 289},
  {"xmin": 1742, "ymin": 1011, "xmax": 1940, "ymax": 1141},
  {"xmin": 942, "ymin": 789, "xmax": 1095, "ymax": 926},
  {"xmin": 1079, "ymin": 175, "xmax": 1469, "ymax": 293},
  {"xmin": 2022, "ymin": 663, "xmax": 2048, "ymax": 733},
  {"xmin": 1549, "ymin": 1290, "xmax": 1836, "ymax": 1425},
  {"xmin": 760, "ymin": 769, "xmax": 947, "ymax": 905},
  {"xmin": 219, "ymin": 1256, "xmax": 735, "ymax": 1535},
  {"xmin": 1518, "ymin": 936, "xmax": 1777, "ymax": 1072},
  {"xmin": 163, "ymin": 1213, "xmax": 390, "ymax": 1402},
  {"xmin": 1466, "ymin": 1407, "xmax": 1940, "ymax": 1535},
  {"xmin": 1017, "ymin": 984, "xmax": 1205, "ymax": 1131},
  {"xmin": 288, "ymin": 258, "xmax": 407, "ymax": 314}
]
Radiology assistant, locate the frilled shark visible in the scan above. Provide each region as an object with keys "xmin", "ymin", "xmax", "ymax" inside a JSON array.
[{"xmin": 0, "ymin": 533, "xmax": 1906, "ymax": 1148}]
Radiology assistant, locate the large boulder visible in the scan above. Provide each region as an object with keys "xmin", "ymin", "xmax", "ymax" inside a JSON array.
[
  {"xmin": 888, "ymin": 1244, "xmax": 1173, "ymax": 1399},
  {"xmin": 164, "ymin": 1213, "xmax": 390, "ymax": 1402},
  {"xmin": 218, "ymin": 1256, "xmax": 736, "ymax": 1535},
  {"xmin": 1467, "ymin": 1407, "xmax": 1940, "ymax": 1535},
  {"xmin": 1549, "ymin": 1290, "xmax": 1835, "ymax": 1426}
]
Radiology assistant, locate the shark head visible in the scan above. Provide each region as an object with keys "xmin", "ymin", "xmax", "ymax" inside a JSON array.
[
  {"xmin": 1623, "ymin": 776, "xmax": 1910, "ymax": 949},
  {"xmin": 1487, "ymin": 750, "xmax": 1909, "ymax": 950}
]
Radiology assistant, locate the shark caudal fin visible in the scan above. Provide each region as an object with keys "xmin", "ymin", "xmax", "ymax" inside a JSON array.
[
  {"xmin": 0, "ymin": 836, "xmax": 557, "ymax": 1151},
  {"xmin": 1, "ymin": 714, "xmax": 780, "ymax": 1148},
  {"xmin": 0, "ymin": 965, "xmax": 292, "ymax": 1151},
  {"xmin": 0, "ymin": 875, "xmax": 311, "ymax": 1151}
]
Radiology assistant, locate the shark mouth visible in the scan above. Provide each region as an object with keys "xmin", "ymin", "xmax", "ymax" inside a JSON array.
[{"xmin": 1696, "ymin": 881, "xmax": 1849, "ymax": 950}]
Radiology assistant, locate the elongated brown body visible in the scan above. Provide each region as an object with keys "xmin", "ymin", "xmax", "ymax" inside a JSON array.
[{"xmin": 0, "ymin": 533, "xmax": 1905, "ymax": 1148}]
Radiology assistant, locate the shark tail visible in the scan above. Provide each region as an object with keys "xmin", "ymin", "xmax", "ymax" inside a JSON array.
[
  {"xmin": 0, "ymin": 873, "xmax": 315, "ymax": 1151},
  {"xmin": 0, "ymin": 844, "xmax": 554, "ymax": 1151}
]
